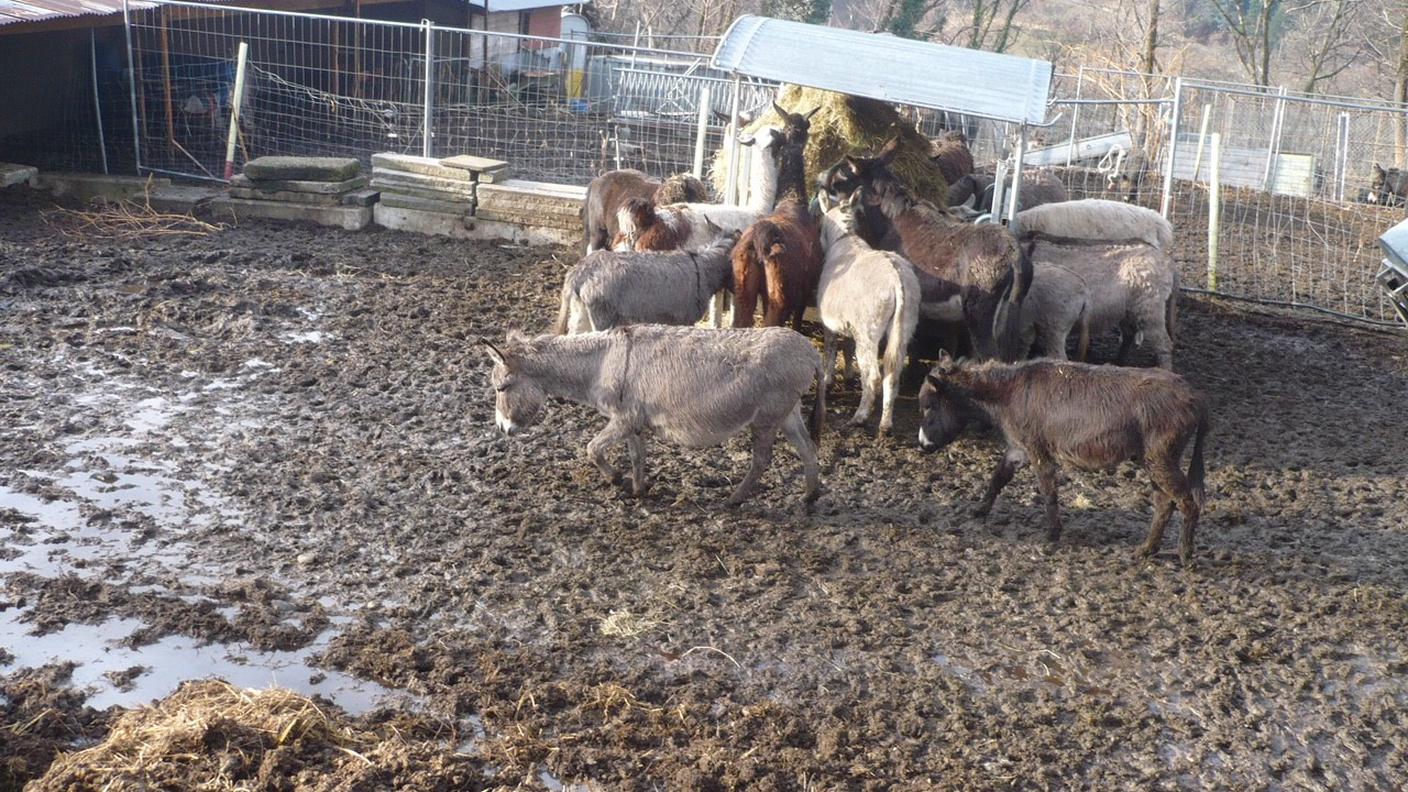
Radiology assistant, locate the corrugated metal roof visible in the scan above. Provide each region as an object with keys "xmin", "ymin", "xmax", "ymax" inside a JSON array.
[
  {"xmin": 711, "ymin": 16, "xmax": 1053, "ymax": 125},
  {"xmin": 0, "ymin": 0, "xmax": 141, "ymax": 25},
  {"xmin": 466, "ymin": 0, "xmax": 569, "ymax": 11}
]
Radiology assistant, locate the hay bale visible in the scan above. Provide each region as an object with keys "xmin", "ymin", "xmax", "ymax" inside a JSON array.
[
  {"xmin": 28, "ymin": 680, "xmax": 479, "ymax": 791},
  {"xmin": 710, "ymin": 85, "xmax": 948, "ymax": 207}
]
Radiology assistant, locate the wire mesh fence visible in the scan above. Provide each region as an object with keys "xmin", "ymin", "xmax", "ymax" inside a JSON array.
[{"xmin": 108, "ymin": 0, "xmax": 1408, "ymax": 325}]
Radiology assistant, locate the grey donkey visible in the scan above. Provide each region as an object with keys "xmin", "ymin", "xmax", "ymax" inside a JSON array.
[
  {"xmin": 484, "ymin": 325, "xmax": 825, "ymax": 507},
  {"xmin": 552, "ymin": 226, "xmax": 740, "ymax": 333}
]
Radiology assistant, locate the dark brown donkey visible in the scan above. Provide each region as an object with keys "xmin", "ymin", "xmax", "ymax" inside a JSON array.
[
  {"xmin": 918, "ymin": 355, "xmax": 1210, "ymax": 564},
  {"xmin": 831, "ymin": 137, "xmax": 1033, "ymax": 361},
  {"xmin": 732, "ymin": 102, "xmax": 822, "ymax": 330}
]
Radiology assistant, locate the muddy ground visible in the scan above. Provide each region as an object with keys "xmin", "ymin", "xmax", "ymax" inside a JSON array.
[{"xmin": 2, "ymin": 187, "xmax": 1408, "ymax": 790}]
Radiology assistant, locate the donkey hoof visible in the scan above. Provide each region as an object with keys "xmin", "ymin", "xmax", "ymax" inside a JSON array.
[{"xmin": 629, "ymin": 478, "xmax": 651, "ymax": 497}]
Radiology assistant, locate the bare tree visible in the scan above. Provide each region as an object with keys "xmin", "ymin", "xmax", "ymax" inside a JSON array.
[
  {"xmin": 1209, "ymin": 0, "xmax": 1283, "ymax": 86},
  {"xmin": 956, "ymin": 0, "xmax": 1034, "ymax": 51},
  {"xmin": 1286, "ymin": 0, "xmax": 1365, "ymax": 93}
]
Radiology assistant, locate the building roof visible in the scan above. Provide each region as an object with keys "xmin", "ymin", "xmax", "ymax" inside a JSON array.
[
  {"xmin": 711, "ymin": 15, "xmax": 1053, "ymax": 125},
  {"xmin": 465, "ymin": 0, "xmax": 568, "ymax": 10},
  {"xmin": 0, "ymin": 0, "xmax": 149, "ymax": 26}
]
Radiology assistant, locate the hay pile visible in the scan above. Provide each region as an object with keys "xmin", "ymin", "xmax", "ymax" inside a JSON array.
[
  {"xmin": 29, "ymin": 681, "xmax": 479, "ymax": 792},
  {"xmin": 710, "ymin": 84, "xmax": 949, "ymax": 207}
]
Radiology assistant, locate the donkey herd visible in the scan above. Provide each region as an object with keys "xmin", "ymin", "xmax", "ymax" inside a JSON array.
[{"xmin": 486, "ymin": 101, "xmax": 1210, "ymax": 564}]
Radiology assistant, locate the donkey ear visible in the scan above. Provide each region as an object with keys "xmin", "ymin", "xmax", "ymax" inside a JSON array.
[
  {"xmin": 816, "ymin": 190, "xmax": 834, "ymax": 211},
  {"xmin": 772, "ymin": 101, "xmax": 788, "ymax": 118},
  {"xmin": 480, "ymin": 337, "xmax": 507, "ymax": 366},
  {"xmin": 804, "ymin": 106, "xmax": 821, "ymax": 120},
  {"xmin": 1374, "ymin": 163, "xmax": 1386, "ymax": 177}
]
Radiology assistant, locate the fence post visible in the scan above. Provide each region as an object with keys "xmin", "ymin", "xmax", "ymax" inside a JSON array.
[
  {"xmin": 422, "ymin": 19, "xmax": 434, "ymax": 158},
  {"xmin": 1337, "ymin": 112, "xmax": 1350, "ymax": 202},
  {"xmin": 1208, "ymin": 132, "xmax": 1221, "ymax": 291},
  {"xmin": 1190, "ymin": 103, "xmax": 1211, "ymax": 182},
  {"xmin": 692, "ymin": 85, "xmax": 711, "ymax": 179},
  {"xmin": 121, "ymin": 0, "xmax": 141, "ymax": 175},
  {"xmin": 1006, "ymin": 124, "xmax": 1028, "ymax": 236},
  {"xmin": 223, "ymin": 42, "xmax": 249, "ymax": 181},
  {"xmin": 1159, "ymin": 76, "xmax": 1183, "ymax": 218},
  {"xmin": 1066, "ymin": 65, "xmax": 1083, "ymax": 168},
  {"xmin": 1262, "ymin": 85, "xmax": 1287, "ymax": 190},
  {"xmin": 724, "ymin": 73, "xmax": 742, "ymax": 207},
  {"xmin": 91, "ymin": 28, "xmax": 109, "ymax": 175}
]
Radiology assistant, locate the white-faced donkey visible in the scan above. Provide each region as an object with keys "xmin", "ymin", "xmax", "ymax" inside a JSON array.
[
  {"xmin": 484, "ymin": 324, "xmax": 825, "ymax": 507},
  {"xmin": 918, "ymin": 355, "xmax": 1210, "ymax": 564}
]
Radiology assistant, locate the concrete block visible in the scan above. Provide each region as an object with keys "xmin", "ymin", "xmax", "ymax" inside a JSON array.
[
  {"xmin": 243, "ymin": 156, "xmax": 360, "ymax": 182},
  {"xmin": 474, "ymin": 206, "xmax": 579, "ymax": 231},
  {"xmin": 373, "ymin": 204, "xmax": 476, "ymax": 239},
  {"xmin": 229, "ymin": 187, "xmax": 345, "ymax": 206},
  {"xmin": 1, "ymin": 163, "xmax": 38, "ymax": 188},
  {"xmin": 373, "ymin": 205, "xmax": 572, "ymax": 245},
  {"xmin": 37, "ymin": 173, "xmax": 171, "ymax": 202},
  {"xmin": 371, "ymin": 153, "xmax": 473, "ymax": 182},
  {"xmin": 369, "ymin": 182, "xmax": 475, "ymax": 204},
  {"xmin": 231, "ymin": 174, "xmax": 367, "ymax": 194},
  {"xmin": 379, "ymin": 193, "xmax": 471, "ymax": 215},
  {"xmin": 343, "ymin": 188, "xmax": 380, "ymax": 207},
  {"xmin": 370, "ymin": 169, "xmax": 476, "ymax": 197},
  {"xmin": 440, "ymin": 154, "xmax": 511, "ymax": 181},
  {"xmin": 208, "ymin": 196, "xmax": 371, "ymax": 231},
  {"xmin": 146, "ymin": 184, "xmax": 222, "ymax": 214}
]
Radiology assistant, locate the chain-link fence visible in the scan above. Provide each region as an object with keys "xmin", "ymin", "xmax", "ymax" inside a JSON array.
[{"xmin": 46, "ymin": 0, "xmax": 1408, "ymax": 326}]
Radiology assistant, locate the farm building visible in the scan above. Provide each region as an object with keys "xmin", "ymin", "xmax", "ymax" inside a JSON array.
[{"xmin": 0, "ymin": 0, "xmax": 588, "ymax": 173}]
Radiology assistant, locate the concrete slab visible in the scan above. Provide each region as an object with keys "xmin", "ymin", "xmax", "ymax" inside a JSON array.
[
  {"xmin": 371, "ymin": 153, "xmax": 473, "ymax": 182},
  {"xmin": 146, "ymin": 184, "xmax": 222, "ymax": 214},
  {"xmin": 208, "ymin": 196, "xmax": 371, "ymax": 231},
  {"xmin": 1, "ymin": 163, "xmax": 38, "ymax": 188},
  {"xmin": 37, "ymin": 173, "xmax": 172, "ymax": 202},
  {"xmin": 243, "ymin": 156, "xmax": 361, "ymax": 182},
  {"xmin": 378, "ymin": 193, "xmax": 471, "ymax": 215},
  {"xmin": 474, "ymin": 207, "xmax": 579, "ymax": 231},
  {"xmin": 374, "ymin": 204, "xmax": 572, "ymax": 246},
  {"xmin": 370, "ymin": 183, "xmax": 476, "ymax": 203},
  {"xmin": 229, "ymin": 187, "xmax": 345, "ymax": 206},
  {"xmin": 231, "ymin": 174, "xmax": 367, "ymax": 194},
  {"xmin": 370, "ymin": 169, "xmax": 476, "ymax": 196},
  {"xmin": 440, "ymin": 154, "xmax": 511, "ymax": 182},
  {"xmin": 343, "ymin": 188, "xmax": 380, "ymax": 207}
]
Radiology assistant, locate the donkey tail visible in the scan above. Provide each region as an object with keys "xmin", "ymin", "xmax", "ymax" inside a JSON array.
[
  {"xmin": 883, "ymin": 263, "xmax": 920, "ymax": 380},
  {"xmin": 1188, "ymin": 406, "xmax": 1210, "ymax": 508},
  {"xmin": 809, "ymin": 356, "xmax": 826, "ymax": 446},
  {"xmin": 1074, "ymin": 297, "xmax": 1091, "ymax": 362},
  {"xmin": 552, "ymin": 277, "xmax": 574, "ymax": 334}
]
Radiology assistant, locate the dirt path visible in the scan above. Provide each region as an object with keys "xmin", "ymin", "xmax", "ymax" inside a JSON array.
[{"xmin": 2, "ymin": 189, "xmax": 1407, "ymax": 789}]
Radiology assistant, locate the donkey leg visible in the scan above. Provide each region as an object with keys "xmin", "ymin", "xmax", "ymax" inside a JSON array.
[
  {"xmin": 878, "ymin": 352, "xmax": 901, "ymax": 437},
  {"xmin": 849, "ymin": 337, "xmax": 880, "ymax": 427},
  {"xmin": 821, "ymin": 328, "xmax": 838, "ymax": 391},
  {"xmin": 726, "ymin": 426, "xmax": 778, "ymax": 507},
  {"xmin": 974, "ymin": 449, "xmax": 1023, "ymax": 517},
  {"xmin": 780, "ymin": 406, "xmax": 821, "ymax": 505},
  {"xmin": 1146, "ymin": 456, "xmax": 1200, "ymax": 565},
  {"xmin": 1034, "ymin": 462, "xmax": 1064, "ymax": 542},
  {"xmin": 1145, "ymin": 320, "xmax": 1174, "ymax": 370},
  {"xmin": 586, "ymin": 417, "xmax": 633, "ymax": 486},
  {"xmin": 625, "ymin": 432, "xmax": 649, "ymax": 497},
  {"xmin": 1116, "ymin": 320, "xmax": 1137, "ymax": 364},
  {"xmin": 1138, "ymin": 486, "xmax": 1176, "ymax": 560}
]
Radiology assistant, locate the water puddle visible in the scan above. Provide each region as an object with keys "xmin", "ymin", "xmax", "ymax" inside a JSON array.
[{"xmin": 0, "ymin": 608, "xmax": 411, "ymax": 714}]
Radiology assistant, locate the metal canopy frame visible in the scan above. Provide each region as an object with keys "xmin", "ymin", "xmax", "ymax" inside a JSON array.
[{"xmin": 709, "ymin": 15, "xmax": 1057, "ymax": 229}]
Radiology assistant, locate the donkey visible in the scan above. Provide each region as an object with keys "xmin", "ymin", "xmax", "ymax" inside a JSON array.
[
  {"xmin": 929, "ymin": 129, "xmax": 975, "ymax": 185},
  {"xmin": 733, "ymin": 102, "xmax": 822, "ymax": 330},
  {"xmin": 1369, "ymin": 164, "xmax": 1408, "ymax": 207},
  {"xmin": 828, "ymin": 137, "xmax": 1033, "ymax": 361},
  {"xmin": 618, "ymin": 128, "xmax": 785, "ymax": 253},
  {"xmin": 552, "ymin": 229, "xmax": 739, "ymax": 333},
  {"xmin": 581, "ymin": 171, "xmax": 708, "ymax": 253},
  {"xmin": 815, "ymin": 192, "xmax": 921, "ymax": 435},
  {"xmin": 484, "ymin": 325, "xmax": 824, "ymax": 507},
  {"xmin": 918, "ymin": 354, "xmax": 1210, "ymax": 564}
]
